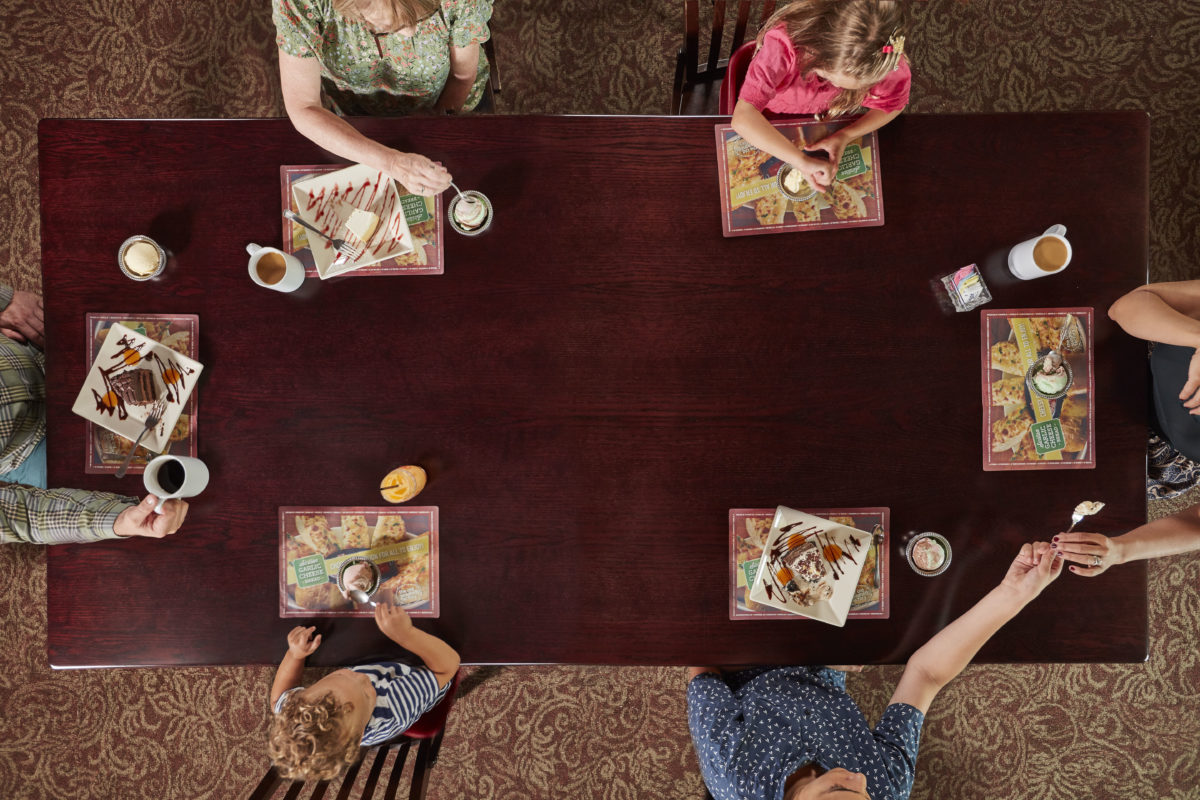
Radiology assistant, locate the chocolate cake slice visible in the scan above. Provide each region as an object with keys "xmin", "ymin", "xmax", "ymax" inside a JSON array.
[{"xmin": 110, "ymin": 368, "xmax": 158, "ymax": 406}]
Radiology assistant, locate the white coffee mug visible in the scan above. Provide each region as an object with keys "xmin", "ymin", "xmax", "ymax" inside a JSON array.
[
  {"xmin": 1007, "ymin": 225, "xmax": 1072, "ymax": 280},
  {"xmin": 144, "ymin": 455, "xmax": 210, "ymax": 514},
  {"xmin": 247, "ymin": 243, "xmax": 305, "ymax": 292}
]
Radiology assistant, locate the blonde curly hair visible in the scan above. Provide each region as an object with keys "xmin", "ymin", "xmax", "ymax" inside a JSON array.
[
  {"xmin": 757, "ymin": 0, "xmax": 907, "ymax": 117},
  {"xmin": 334, "ymin": 0, "xmax": 440, "ymax": 31},
  {"xmin": 267, "ymin": 691, "xmax": 363, "ymax": 782}
]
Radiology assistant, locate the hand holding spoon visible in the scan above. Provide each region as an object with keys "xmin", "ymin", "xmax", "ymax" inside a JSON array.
[{"xmin": 347, "ymin": 588, "xmax": 378, "ymax": 607}]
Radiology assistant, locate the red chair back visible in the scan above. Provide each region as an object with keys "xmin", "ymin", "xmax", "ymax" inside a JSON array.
[
  {"xmin": 402, "ymin": 670, "xmax": 461, "ymax": 739},
  {"xmin": 719, "ymin": 40, "xmax": 758, "ymax": 115}
]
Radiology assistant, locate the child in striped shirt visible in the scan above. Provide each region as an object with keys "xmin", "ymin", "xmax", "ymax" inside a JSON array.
[{"xmin": 268, "ymin": 603, "xmax": 460, "ymax": 781}]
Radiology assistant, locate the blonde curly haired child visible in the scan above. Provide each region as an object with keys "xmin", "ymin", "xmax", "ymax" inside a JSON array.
[{"xmin": 267, "ymin": 603, "xmax": 459, "ymax": 781}]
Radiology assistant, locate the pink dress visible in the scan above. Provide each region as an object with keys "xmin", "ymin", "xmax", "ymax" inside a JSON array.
[{"xmin": 738, "ymin": 25, "xmax": 911, "ymax": 116}]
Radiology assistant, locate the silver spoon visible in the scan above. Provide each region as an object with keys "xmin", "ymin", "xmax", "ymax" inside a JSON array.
[
  {"xmin": 347, "ymin": 588, "xmax": 377, "ymax": 607},
  {"xmin": 1066, "ymin": 500, "xmax": 1105, "ymax": 532},
  {"xmin": 449, "ymin": 181, "xmax": 469, "ymax": 203}
]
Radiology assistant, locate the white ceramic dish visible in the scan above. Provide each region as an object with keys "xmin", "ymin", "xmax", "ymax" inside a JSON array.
[
  {"xmin": 71, "ymin": 323, "xmax": 203, "ymax": 455},
  {"xmin": 290, "ymin": 164, "xmax": 414, "ymax": 279},
  {"xmin": 748, "ymin": 506, "xmax": 872, "ymax": 627}
]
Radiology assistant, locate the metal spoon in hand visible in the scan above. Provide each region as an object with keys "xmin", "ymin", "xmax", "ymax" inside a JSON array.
[
  {"xmin": 347, "ymin": 588, "xmax": 378, "ymax": 607},
  {"xmin": 1066, "ymin": 500, "xmax": 1105, "ymax": 533}
]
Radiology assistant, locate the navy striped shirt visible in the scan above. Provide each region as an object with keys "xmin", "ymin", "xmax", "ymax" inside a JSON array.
[{"xmin": 275, "ymin": 661, "xmax": 449, "ymax": 746}]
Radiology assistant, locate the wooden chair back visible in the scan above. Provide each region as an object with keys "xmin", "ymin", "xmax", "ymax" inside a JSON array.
[{"xmin": 672, "ymin": 0, "xmax": 777, "ymax": 115}]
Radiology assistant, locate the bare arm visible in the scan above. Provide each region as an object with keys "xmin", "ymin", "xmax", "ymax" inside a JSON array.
[
  {"xmin": 1107, "ymin": 282, "xmax": 1200, "ymax": 347},
  {"xmin": 278, "ymin": 50, "xmax": 451, "ymax": 195},
  {"xmin": 888, "ymin": 543, "xmax": 1062, "ymax": 714},
  {"xmin": 434, "ymin": 43, "xmax": 479, "ymax": 112},
  {"xmin": 270, "ymin": 626, "xmax": 322, "ymax": 706},
  {"xmin": 731, "ymin": 99, "xmax": 835, "ymax": 190},
  {"xmin": 1056, "ymin": 503, "xmax": 1200, "ymax": 576},
  {"xmin": 805, "ymin": 107, "xmax": 902, "ymax": 169},
  {"xmin": 375, "ymin": 604, "xmax": 460, "ymax": 687}
]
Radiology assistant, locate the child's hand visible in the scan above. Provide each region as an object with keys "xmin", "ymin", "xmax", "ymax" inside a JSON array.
[
  {"xmin": 808, "ymin": 132, "xmax": 848, "ymax": 173},
  {"xmin": 286, "ymin": 626, "xmax": 322, "ymax": 660},
  {"xmin": 375, "ymin": 602, "xmax": 415, "ymax": 645},
  {"xmin": 1000, "ymin": 542, "xmax": 1063, "ymax": 601},
  {"xmin": 792, "ymin": 154, "xmax": 834, "ymax": 192}
]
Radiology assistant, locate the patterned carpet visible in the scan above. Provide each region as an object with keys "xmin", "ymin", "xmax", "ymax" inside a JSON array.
[{"xmin": 2, "ymin": 0, "xmax": 1199, "ymax": 798}]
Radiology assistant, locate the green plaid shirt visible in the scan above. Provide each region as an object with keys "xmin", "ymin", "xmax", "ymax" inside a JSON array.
[
  {"xmin": 0, "ymin": 291, "xmax": 138, "ymax": 544},
  {"xmin": 0, "ymin": 297, "xmax": 46, "ymax": 474},
  {"xmin": 0, "ymin": 485, "xmax": 134, "ymax": 545}
]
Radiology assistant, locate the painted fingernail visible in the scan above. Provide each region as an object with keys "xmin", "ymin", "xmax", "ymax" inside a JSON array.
[
  {"xmin": 1050, "ymin": 542, "xmax": 1057, "ymax": 549},
  {"xmin": 1052, "ymin": 536, "xmax": 1059, "ymax": 542},
  {"xmin": 1069, "ymin": 566, "xmax": 1076, "ymax": 572}
]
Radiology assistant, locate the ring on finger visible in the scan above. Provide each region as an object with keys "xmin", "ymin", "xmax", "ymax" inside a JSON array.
[{"xmin": 1090, "ymin": 555, "xmax": 1102, "ymax": 567}]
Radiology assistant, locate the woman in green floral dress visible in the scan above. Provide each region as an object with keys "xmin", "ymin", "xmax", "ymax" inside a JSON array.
[{"xmin": 274, "ymin": 0, "xmax": 493, "ymax": 195}]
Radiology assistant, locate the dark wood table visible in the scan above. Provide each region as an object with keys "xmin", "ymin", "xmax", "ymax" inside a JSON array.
[{"xmin": 40, "ymin": 113, "xmax": 1149, "ymax": 668}]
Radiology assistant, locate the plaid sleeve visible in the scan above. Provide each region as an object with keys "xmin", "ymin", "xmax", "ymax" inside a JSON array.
[
  {"xmin": 0, "ymin": 284, "xmax": 12, "ymax": 313},
  {"xmin": 445, "ymin": 0, "xmax": 492, "ymax": 48},
  {"xmin": 0, "ymin": 485, "xmax": 137, "ymax": 545}
]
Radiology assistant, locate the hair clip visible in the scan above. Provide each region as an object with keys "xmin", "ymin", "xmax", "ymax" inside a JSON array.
[
  {"xmin": 885, "ymin": 33, "xmax": 906, "ymax": 58},
  {"xmin": 881, "ymin": 45, "xmax": 893, "ymax": 53}
]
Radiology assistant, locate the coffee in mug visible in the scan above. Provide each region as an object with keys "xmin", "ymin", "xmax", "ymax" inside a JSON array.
[
  {"xmin": 1007, "ymin": 225, "xmax": 1072, "ymax": 280},
  {"xmin": 246, "ymin": 243, "xmax": 305, "ymax": 292},
  {"xmin": 144, "ymin": 455, "xmax": 210, "ymax": 514},
  {"xmin": 1032, "ymin": 237, "xmax": 1070, "ymax": 272}
]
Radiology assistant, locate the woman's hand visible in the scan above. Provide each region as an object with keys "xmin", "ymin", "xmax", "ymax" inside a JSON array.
[
  {"xmin": 286, "ymin": 626, "xmax": 322, "ymax": 659},
  {"xmin": 1053, "ymin": 531, "xmax": 1122, "ymax": 576},
  {"xmin": 385, "ymin": 150, "xmax": 452, "ymax": 196},
  {"xmin": 807, "ymin": 131, "xmax": 848, "ymax": 174},
  {"xmin": 1000, "ymin": 541, "xmax": 1064, "ymax": 601},
  {"xmin": 1180, "ymin": 348, "xmax": 1200, "ymax": 413}
]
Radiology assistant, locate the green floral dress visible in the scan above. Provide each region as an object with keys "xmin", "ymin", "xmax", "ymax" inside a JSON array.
[{"xmin": 273, "ymin": 0, "xmax": 492, "ymax": 114}]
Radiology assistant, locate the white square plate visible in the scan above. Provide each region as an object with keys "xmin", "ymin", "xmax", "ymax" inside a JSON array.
[
  {"xmin": 71, "ymin": 323, "xmax": 203, "ymax": 455},
  {"xmin": 748, "ymin": 506, "xmax": 872, "ymax": 627},
  {"xmin": 290, "ymin": 164, "xmax": 414, "ymax": 279}
]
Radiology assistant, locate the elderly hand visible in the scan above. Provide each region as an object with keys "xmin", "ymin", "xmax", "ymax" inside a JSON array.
[
  {"xmin": 385, "ymin": 150, "xmax": 452, "ymax": 196},
  {"xmin": 0, "ymin": 290, "xmax": 44, "ymax": 348},
  {"xmin": 1000, "ymin": 541, "xmax": 1064, "ymax": 600},
  {"xmin": 1053, "ymin": 531, "xmax": 1121, "ymax": 576},
  {"xmin": 113, "ymin": 495, "xmax": 189, "ymax": 538},
  {"xmin": 286, "ymin": 626, "xmax": 322, "ymax": 659}
]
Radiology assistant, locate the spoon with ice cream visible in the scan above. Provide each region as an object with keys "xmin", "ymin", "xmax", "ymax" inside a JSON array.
[
  {"xmin": 1066, "ymin": 500, "xmax": 1105, "ymax": 532},
  {"xmin": 346, "ymin": 588, "xmax": 378, "ymax": 607}
]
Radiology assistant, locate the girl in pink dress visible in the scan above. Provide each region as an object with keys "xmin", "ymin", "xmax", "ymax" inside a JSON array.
[{"xmin": 731, "ymin": 0, "xmax": 910, "ymax": 194}]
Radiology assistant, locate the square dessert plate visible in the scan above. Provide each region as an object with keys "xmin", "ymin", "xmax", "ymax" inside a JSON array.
[
  {"xmin": 71, "ymin": 323, "xmax": 204, "ymax": 455},
  {"xmin": 748, "ymin": 506, "xmax": 872, "ymax": 627},
  {"xmin": 290, "ymin": 164, "xmax": 414, "ymax": 279}
]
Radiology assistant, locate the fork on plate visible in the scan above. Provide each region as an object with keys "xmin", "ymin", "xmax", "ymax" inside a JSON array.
[
  {"xmin": 115, "ymin": 397, "xmax": 168, "ymax": 479},
  {"xmin": 283, "ymin": 210, "xmax": 364, "ymax": 263}
]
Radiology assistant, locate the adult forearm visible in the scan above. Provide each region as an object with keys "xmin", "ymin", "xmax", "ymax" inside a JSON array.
[
  {"xmin": 1108, "ymin": 284, "xmax": 1200, "ymax": 346},
  {"xmin": 1111, "ymin": 507, "xmax": 1200, "ymax": 565},
  {"xmin": 286, "ymin": 104, "xmax": 399, "ymax": 175},
  {"xmin": 0, "ymin": 485, "xmax": 135, "ymax": 545},
  {"xmin": 270, "ymin": 654, "xmax": 306, "ymax": 706},
  {"xmin": 906, "ymin": 585, "xmax": 1027, "ymax": 688},
  {"xmin": 434, "ymin": 75, "xmax": 473, "ymax": 111}
]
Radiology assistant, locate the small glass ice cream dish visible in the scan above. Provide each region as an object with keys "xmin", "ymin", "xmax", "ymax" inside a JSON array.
[
  {"xmin": 117, "ymin": 235, "xmax": 167, "ymax": 281},
  {"xmin": 447, "ymin": 190, "xmax": 493, "ymax": 236},
  {"xmin": 1026, "ymin": 353, "xmax": 1074, "ymax": 400},
  {"xmin": 776, "ymin": 165, "xmax": 818, "ymax": 202},
  {"xmin": 906, "ymin": 532, "xmax": 952, "ymax": 577},
  {"xmin": 337, "ymin": 558, "xmax": 381, "ymax": 602}
]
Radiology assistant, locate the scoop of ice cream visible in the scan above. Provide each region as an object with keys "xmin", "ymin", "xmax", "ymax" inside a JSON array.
[
  {"xmin": 123, "ymin": 241, "xmax": 161, "ymax": 276},
  {"xmin": 1073, "ymin": 500, "xmax": 1105, "ymax": 516},
  {"xmin": 783, "ymin": 168, "xmax": 808, "ymax": 194},
  {"xmin": 912, "ymin": 538, "xmax": 946, "ymax": 571},
  {"xmin": 1032, "ymin": 370, "xmax": 1069, "ymax": 394},
  {"xmin": 453, "ymin": 197, "xmax": 488, "ymax": 229},
  {"xmin": 340, "ymin": 561, "xmax": 377, "ymax": 599}
]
